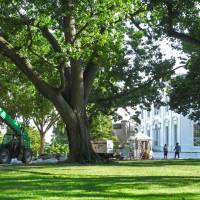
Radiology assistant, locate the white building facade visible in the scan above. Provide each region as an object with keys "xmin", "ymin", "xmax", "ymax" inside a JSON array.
[{"xmin": 140, "ymin": 105, "xmax": 200, "ymax": 153}]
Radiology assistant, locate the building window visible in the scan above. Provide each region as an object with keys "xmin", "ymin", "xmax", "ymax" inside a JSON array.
[
  {"xmin": 174, "ymin": 124, "xmax": 178, "ymax": 145},
  {"xmin": 153, "ymin": 124, "xmax": 160, "ymax": 146},
  {"xmin": 193, "ymin": 123, "xmax": 200, "ymax": 146},
  {"xmin": 147, "ymin": 129, "xmax": 150, "ymax": 137},
  {"xmin": 147, "ymin": 111, "xmax": 150, "ymax": 118},
  {"xmin": 165, "ymin": 126, "xmax": 169, "ymax": 145}
]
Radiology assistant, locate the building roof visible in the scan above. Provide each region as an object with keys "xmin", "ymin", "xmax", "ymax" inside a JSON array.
[{"xmin": 128, "ymin": 133, "xmax": 151, "ymax": 141}]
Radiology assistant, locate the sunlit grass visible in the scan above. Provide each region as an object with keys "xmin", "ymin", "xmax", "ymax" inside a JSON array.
[{"xmin": 0, "ymin": 159, "xmax": 200, "ymax": 200}]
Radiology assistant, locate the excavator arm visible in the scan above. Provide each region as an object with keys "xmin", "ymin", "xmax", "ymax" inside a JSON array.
[{"xmin": 0, "ymin": 107, "xmax": 31, "ymax": 148}]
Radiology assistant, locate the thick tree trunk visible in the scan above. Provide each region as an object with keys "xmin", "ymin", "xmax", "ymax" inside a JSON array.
[
  {"xmin": 39, "ymin": 132, "xmax": 45, "ymax": 155},
  {"xmin": 66, "ymin": 112, "xmax": 96, "ymax": 163},
  {"xmin": 49, "ymin": 93, "xmax": 97, "ymax": 163}
]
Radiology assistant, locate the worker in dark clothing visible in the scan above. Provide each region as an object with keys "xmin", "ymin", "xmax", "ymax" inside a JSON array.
[
  {"xmin": 163, "ymin": 144, "xmax": 168, "ymax": 159},
  {"xmin": 174, "ymin": 142, "xmax": 181, "ymax": 159}
]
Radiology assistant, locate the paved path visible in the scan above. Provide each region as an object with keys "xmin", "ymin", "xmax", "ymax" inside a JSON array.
[{"xmin": 153, "ymin": 152, "xmax": 200, "ymax": 159}]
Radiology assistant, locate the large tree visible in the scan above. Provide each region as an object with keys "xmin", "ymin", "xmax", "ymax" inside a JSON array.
[{"xmin": 0, "ymin": 0, "xmax": 175, "ymax": 162}]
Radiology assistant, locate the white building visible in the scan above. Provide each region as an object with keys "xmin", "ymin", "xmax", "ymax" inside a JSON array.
[{"xmin": 139, "ymin": 105, "xmax": 200, "ymax": 153}]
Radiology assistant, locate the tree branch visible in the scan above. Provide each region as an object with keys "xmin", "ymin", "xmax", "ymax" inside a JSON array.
[
  {"xmin": 72, "ymin": 21, "xmax": 90, "ymax": 44},
  {"xmin": 71, "ymin": 3, "xmax": 141, "ymax": 44},
  {"xmin": 168, "ymin": 30, "xmax": 200, "ymax": 48},
  {"xmin": 165, "ymin": 0, "xmax": 174, "ymax": 30},
  {"xmin": 33, "ymin": 118, "xmax": 43, "ymax": 133},
  {"xmin": 131, "ymin": 18, "xmax": 143, "ymax": 31},
  {"xmin": 57, "ymin": 61, "xmax": 66, "ymax": 91},
  {"xmin": 0, "ymin": 36, "xmax": 56, "ymax": 100},
  {"xmin": 171, "ymin": 65, "xmax": 184, "ymax": 72},
  {"xmin": 84, "ymin": 56, "xmax": 98, "ymax": 104},
  {"xmin": 57, "ymin": 59, "xmax": 72, "ymax": 93},
  {"xmin": 7, "ymin": 3, "xmax": 62, "ymax": 52},
  {"xmin": 96, "ymin": 83, "xmax": 149, "ymax": 103},
  {"xmin": 38, "ymin": 26, "xmax": 70, "ymax": 92},
  {"xmin": 29, "ymin": 48, "xmax": 57, "ymax": 67},
  {"xmin": 44, "ymin": 114, "xmax": 60, "ymax": 133},
  {"xmin": 130, "ymin": 18, "xmax": 152, "ymax": 40},
  {"xmin": 40, "ymin": 27, "xmax": 62, "ymax": 52}
]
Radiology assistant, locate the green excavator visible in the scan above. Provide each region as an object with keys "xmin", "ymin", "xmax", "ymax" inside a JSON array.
[{"xmin": 0, "ymin": 107, "xmax": 32, "ymax": 164}]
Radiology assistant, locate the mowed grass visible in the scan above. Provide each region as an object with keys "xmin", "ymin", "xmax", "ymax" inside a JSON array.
[{"xmin": 0, "ymin": 159, "xmax": 200, "ymax": 200}]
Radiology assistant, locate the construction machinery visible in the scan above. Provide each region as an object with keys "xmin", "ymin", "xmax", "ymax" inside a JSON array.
[{"xmin": 0, "ymin": 107, "xmax": 32, "ymax": 164}]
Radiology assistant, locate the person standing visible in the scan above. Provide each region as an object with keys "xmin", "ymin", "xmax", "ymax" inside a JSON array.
[
  {"xmin": 174, "ymin": 142, "xmax": 181, "ymax": 159},
  {"xmin": 163, "ymin": 144, "xmax": 168, "ymax": 159}
]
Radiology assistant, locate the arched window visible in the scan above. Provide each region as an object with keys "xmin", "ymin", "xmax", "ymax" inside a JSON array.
[{"xmin": 153, "ymin": 122, "xmax": 161, "ymax": 147}]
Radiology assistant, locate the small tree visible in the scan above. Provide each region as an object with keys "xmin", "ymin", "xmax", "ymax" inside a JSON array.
[
  {"xmin": 26, "ymin": 127, "xmax": 40, "ymax": 157},
  {"xmin": 31, "ymin": 93, "xmax": 60, "ymax": 154}
]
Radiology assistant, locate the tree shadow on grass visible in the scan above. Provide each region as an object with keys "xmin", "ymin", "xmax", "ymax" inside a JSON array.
[
  {"xmin": 0, "ymin": 159, "xmax": 200, "ymax": 170},
  {"xmin": 106, "ymin": 159, "xmax": 200, "ymax": 167},
  {"xmin": 0, "ymin": 192, "xmax": 198, "ymax": 200},
  {"xmin": 0, "ymin": 172, "xmax": 200, "ymax": 200}
]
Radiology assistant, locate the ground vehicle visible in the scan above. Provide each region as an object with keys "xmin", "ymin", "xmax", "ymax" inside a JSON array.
[
  {"xmin": 91, "ymin": 140, "xmax": 114, "ymax": 159},
  {"xmin": 0, "ymin": 107, "xmax": 32, "ymax": 164}
]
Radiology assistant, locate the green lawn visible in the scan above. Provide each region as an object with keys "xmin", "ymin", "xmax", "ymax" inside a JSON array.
[{"xmin": 0, "ymin": 159, "xmax": 200, "ymax": 200}]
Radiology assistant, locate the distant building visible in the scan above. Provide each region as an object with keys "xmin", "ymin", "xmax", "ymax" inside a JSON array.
[
  {"xmin": 112, "ymin": 120, "xmax": 137, "ymax": 145},
  {"xmin": 139, "ymin": 105, "xmax": 200, "ymax": 153}
]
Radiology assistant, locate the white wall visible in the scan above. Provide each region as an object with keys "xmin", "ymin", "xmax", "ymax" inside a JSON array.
[{"xmin": 139, "ymin": 106, "xmax": 200, "ymax": 153}]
